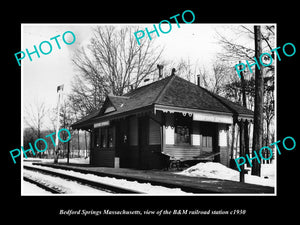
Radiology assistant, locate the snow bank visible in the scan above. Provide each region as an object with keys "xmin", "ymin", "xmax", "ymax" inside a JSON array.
[
  {"xmin": 179, "ymin": 162, "xmax": 238, "ymax": 179},
  {"xmin": 177, "ymin": 162, "xmax": 275, "ymax": 187}
]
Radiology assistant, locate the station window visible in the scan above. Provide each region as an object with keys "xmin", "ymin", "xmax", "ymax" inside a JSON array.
[
  {"xmin": 94, "ymin": 128, "xmax": 100, "ymax": 148},
  {"xmin": 202, "ymin": 136, "xmax": 212, "ymax": 148},
  {"xmin": 174, "ymin": 112, "xmax": 192, "ymax": 145},
  {"xmin": 175, "ymin": 125, "xmax": 191, "ymax": 144},
  {"xmin": 99, "ymin": 126, "xmax": 114, "ymax": 148},
  {"xmin": 101, "ymin": 127, "xmax": 108, "ymax": 148}
]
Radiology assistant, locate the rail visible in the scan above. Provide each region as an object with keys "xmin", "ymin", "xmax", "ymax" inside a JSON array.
[{"xmin": 23, "ymin": 165, "xmax": 145, "ymax": 194}]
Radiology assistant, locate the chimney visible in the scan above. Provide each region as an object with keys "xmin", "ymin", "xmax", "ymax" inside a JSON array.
[
  {"xmin": 197, "ymin": 74, "xmax": 200, "ymax": 86},
  {"xmin": 157, "ymin": 64, "xmax": 164, "ymax": 79},
  {"xmin": 171, "ymin": 68, "xmax": 176, "ymax": 76}
]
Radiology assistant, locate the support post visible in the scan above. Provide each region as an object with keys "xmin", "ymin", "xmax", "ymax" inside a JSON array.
[
  {"xmin": 230, "ymin": 122, "xmax": 236, "ymax": 169},
  {"xmin": 239, "ymin": 120, "xmax": 245, "ymax": 183},
  {"xmin": 54, "ymin": 84, "xmax": 64, "ymax": 163}
]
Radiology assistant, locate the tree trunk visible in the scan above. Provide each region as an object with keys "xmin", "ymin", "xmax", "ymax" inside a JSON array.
[
  {"xmin": 67, "ymin": 138, "xmax": 70, "ymax": 164},
  {"xmin": 78, "ymin": 130, "xmax": 80, "ymax": 157},
  {"xmin": 239, "ymin": 121, "xmax": 245, "ymax": 182},
  {"xmin": 239, "ymin": 62, "xmax": 250, "ymax": 167},
  {"xmin": 266, "ymin": 120, "xmax": 270, "ymax": 164},
  {"xmin": 252, "ymin": 26, "xmax": 264, "ymax": 176},
  {"xmin": 85, "ymin": 131, "xmax": 88, "ymax": 158}
]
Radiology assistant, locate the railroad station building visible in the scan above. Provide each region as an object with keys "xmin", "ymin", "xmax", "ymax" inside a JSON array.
[{"xmin": 71, "ymin": 73, "xmax": 254, "ymax": 169}]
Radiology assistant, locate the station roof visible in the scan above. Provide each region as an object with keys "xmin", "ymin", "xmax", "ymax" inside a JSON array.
[{"xmin": 71, "ymin": 74, "xmax": 254, "ymax": 130}]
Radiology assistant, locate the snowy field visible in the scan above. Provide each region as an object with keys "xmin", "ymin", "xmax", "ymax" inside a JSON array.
[{"xmin": 177, "ymin": 162, "xmax": 275, "ymax": 187}]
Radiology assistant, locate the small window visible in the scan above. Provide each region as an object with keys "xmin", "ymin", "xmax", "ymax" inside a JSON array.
[
  {"xmin": 99, "ymin": 126, "xmax": 114, "ymax": 149},
  {"xmin": 175, "ymin": 125, "xmax": 190, "ymax": 144},
  {"xmin": 104, "ymin": 106, "xmax": 115, "ymax": 114},
  {"xmin": 94, "ymin": 128, "xmax": 100, "ymax": 148}
]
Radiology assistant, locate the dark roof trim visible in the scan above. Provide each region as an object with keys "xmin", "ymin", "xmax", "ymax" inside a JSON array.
[{"xmin": 73, "ymin": 105, "xmax": 154, "ymax": 129}]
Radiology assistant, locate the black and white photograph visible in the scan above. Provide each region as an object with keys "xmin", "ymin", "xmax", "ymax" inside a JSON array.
[
  {"xmin": 4, "ymin": 5, "xmax": 299, "ymax": 221},
  {"xmin": 21, "ymin": 23, "xmax": 276, "ymax": 195}
]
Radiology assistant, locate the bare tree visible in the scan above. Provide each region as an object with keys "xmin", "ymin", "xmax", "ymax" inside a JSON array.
[
  {"xmin": 174, "ymin": 58, "xmax": 195, "ymax": 82},
  {"xmin": 70, "ymin": 26, "xmax": 164, "ymax": 117},
  {"xmin": 216, "ymin": 25, "xmax": 275, "ymax": 173},
  {"xmin": 216, "ymin": 25, "xmax": 275, "ymax": 64},
  {"xmin": 24, "ymin": 100, "xmax": 46, "ymax": 157},
  {"xmin": 252, "ymin": 26, "xmax": 264, "ymax": 176},
  {"xmin": 263, "ymin": 75, "xmax": 275, "ymax": 146},
  {"xmin": 200, "ymin": 62, "xmax": 232, "ymax": 95}
]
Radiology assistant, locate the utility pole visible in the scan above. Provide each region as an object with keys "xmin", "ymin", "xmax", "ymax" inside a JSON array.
[
  {"xmin": 54, "ymin": 84, "xmax": 64, "ymax": 164},
  {"xmin": 252, "ymin": 26, "xmax": 264, "ymax": 176}
]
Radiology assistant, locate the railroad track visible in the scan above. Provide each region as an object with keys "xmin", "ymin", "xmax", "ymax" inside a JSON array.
[
  {"xmin": 23, "ymin": 165, "xmax": 145, "ymax": 194},
  {"xmin": 23, "ymin": 175, "xmax": 62, "ymax": 194}
]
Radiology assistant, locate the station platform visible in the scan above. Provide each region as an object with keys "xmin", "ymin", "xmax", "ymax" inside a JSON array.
[{"xmin": 31, "ymin": 162, "xmax": 274, "ymax": 194}]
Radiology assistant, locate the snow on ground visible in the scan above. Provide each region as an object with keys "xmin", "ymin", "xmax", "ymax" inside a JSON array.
[
  {"xmin": 177, "ymin": 162, "xmax": 275, "ymax": 187},
  {"xmin": 23, "ymin": 181, "xmax": 52, "ymax": 194},
  {"xmin": 23, "ymin": 169, "xmax": 110, "ymax": 195},
  {"xmin": 23, "ymin": 162, "xmax": 189, "ymax": 195},
  {"xmin": 22, "ymin": 158, "xmax": 275, "ymax": 194}
]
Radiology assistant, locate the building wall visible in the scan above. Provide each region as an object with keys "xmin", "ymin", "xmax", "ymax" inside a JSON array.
[
  {"xmin": 218, "ymin": 123, "xmax": 229, "ymax": 166},
  {"xmin": 163, "ymin": 116, "xmax": 218, "ymax": 160},
  {"xmin": 120, "ymin": 146, "xmax": 139, "ymax": 168},
  {"xmin": 91, "ymin": 148, "xmax": 115, "ymax": 167},
  {"xmin": 149, "ymin": 118, "xmax": 161, "ymax": 145},
  {"xmin": 162, "ymin": 112, "xmax": 230, "ymax": 166},
  {"xmin": 164, "ymin": 145, "xmax": 201, "ymax": 159},
  {"xmin": 129, "ymin": 116, "xmax": 138, "ymax": 146},
  {"xmin": 90, "ymin": 124, "xmax": 116, "ymax": 167},
  {"xmin": 89, "ymin": 112, "xmax": 230, "ymax": 169},
  {"xmin": 120, "ymin": 114, "xmax": 166, "ymax": 169}
]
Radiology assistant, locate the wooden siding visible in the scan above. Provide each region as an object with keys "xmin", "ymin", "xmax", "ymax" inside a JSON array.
[
  {"xmin": 90, "ymin": 149, "xmax": 115, "ymax": 167},
  {"xmin": 164, "ymin": 145, "xmax": 201, "ymax": 159},
  {"xmin": 218, "ymin": 124, "xmax": 229, "ymax": 166},
  {"xmin": 120, "ymin": 146, "xmax": 139, "ymax": 168},
  {"xmin": 139, "ymin": 145, "xmax": 167, "ymax": 169},
  {"xmin": 149, "ymin": 118, "xmax": 161, "ymax": 145},
  {"xmin": 220, "ymin": 147, "xmax": 229, "ymax": 166},
  {"xmin": 162, "ymin": 120, "xmax": 220, "ymax": 160}
]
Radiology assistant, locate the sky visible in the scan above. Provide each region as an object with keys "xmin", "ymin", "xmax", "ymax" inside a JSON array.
[{"xmin": 21, "ymin": 23, "xmax": 257, "ymax": 130}]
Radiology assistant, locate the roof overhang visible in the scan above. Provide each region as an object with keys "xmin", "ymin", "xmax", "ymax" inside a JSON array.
[
  {"xmin": 234, "ymin": 114, "xmax": 254, "ymax": 123},
  {"xmin": 72, "ymin": 105, "xmax": 154, "ymax": 130},
  {"xmin": 154, "ymin": 104, "xmax": 234, "ymax": 124}
]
